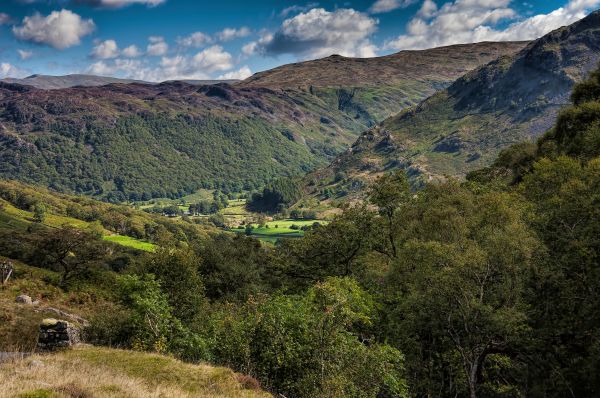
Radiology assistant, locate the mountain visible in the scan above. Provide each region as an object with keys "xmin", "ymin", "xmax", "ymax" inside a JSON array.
[
  {"xmin": 1, "ymin": 74, "xmax": 150, "ymax": 89},
  {"xmin": 0, "ymin": 74, "xmax": 240, "ymax": 90},
  {"xmin": 306, "ymin": 11, "xmax": 600, "ymax": 200},
  {"xmin": 242, "ymin": 42, "xmax": 528, "ymax": 123},
  {"xmin": 0, "ymin": 42, "xmax": 525, "ymax": 201}
]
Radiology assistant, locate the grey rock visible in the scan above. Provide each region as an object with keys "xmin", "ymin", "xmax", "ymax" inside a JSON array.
[{"xmin": 16, "ymin": 294, "xmax": 33, "ymax": 305}]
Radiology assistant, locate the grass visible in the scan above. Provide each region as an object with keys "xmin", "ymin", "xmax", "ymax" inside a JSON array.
[
  {"xmin": 102, "ymin": 235, "xmax": 156, "ymax": 252},
  {"xmin": 0, "ymin": 199, "xmax": 157, "ymax": 253},
  {"xmin": 231, "ymin": 219, "xmax": 327, "ymax": 242},
  {"xmin": 0, "ymin": 346, "xmax": 270, "ymax": 398}
]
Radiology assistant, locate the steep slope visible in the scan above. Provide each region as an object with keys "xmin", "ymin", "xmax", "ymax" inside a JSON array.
[
  {"xmin": 307, "ymin": 11, "xmax": 600, "ymax": 200},
  {"xmin": 242, "ymin": 41, "xmax": 528, "ymax": 123},
  {"xmin": 0, "ymin": 43, "xmax": 524, "ymax": 201}
]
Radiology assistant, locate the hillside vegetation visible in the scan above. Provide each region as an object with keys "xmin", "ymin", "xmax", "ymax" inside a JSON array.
[
  {"xmin": 0, "ymin": 346, "xmax": 270, "ymax": 398},
  {"xmin": 0, "ymin": 42, "xmax": 524, "ymax": 201},
  {"xmin": 305, "ymin": 11, "xmax": 600, "ymax": 201}
]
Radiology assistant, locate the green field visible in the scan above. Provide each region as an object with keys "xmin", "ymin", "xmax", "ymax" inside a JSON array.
[
  {"xmin": 0, "ymin": 199, "xmax": 156, "ymax": 253},
  {"xmin": 102, "ymin": 235, "xmax": 156, "ymax": 252},
  {"xmin": 231, "ymin": 219, "xmax": 327, "ymax": 242}
]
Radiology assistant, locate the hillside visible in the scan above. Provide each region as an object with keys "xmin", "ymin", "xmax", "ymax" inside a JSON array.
[
  {"xmin": 0, "ymin": 42, "xmax": 524, "ymax": 201},
  {"xmin": 306, "ymin": 11, "xmax": 600, "ymax": 200},
  {"xmin": 0, "ymin": 346, "xmax": 270, "ymax": 398},
  {"xmin": 1, "ymin": 74, "xmax": 150, "ymax": 89},
  {"xmin": 242, "ymin": 41, "xmax": 528, "ymax": 122}
]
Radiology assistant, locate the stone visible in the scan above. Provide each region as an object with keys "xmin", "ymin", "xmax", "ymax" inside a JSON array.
[
  {"xmin": 16, "ymin": 294, "xmax": 33, "ymax": 305},
  {"xmin": 37, "ymin": 318, "xmax": 81, "ymax": 352}
]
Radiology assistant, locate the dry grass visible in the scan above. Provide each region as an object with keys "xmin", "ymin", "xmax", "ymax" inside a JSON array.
[{"xmin": 0, "ymin": 346, "xmax": 271, "ymax": 398}]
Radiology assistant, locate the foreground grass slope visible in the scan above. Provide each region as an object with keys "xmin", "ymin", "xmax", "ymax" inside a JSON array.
[{"xmin": 0, "ymin": 346, "xmax": 269, "ymax": 398}]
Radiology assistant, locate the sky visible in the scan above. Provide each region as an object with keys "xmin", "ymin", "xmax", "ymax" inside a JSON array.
[{"xmin": 0, "ymin": 0, "xmax": 599, "ymax": 82}]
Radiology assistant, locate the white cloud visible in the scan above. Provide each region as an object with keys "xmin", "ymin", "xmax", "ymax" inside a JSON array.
[
  {"xmin": 146, "ymin": 36, "xmax": 168, "ymax": 56},
  {"xmin": 91, "ymin": 39, "xmax": 119, "ymax": 59},
  {"xmin": 217, "ymin": 65, "xmax": 252, "ymax": 80},
  {"xmin": 85, "ymin": 45, "xmax": 235, "ymax": 82},
  {"xmin": 17, "ymin": 49, "xmax": 33, "ymax": 60},
  {"xmin": 13, "ymin": 9, "xmax": 95, "ymax": 50},
  {"xmin": 0, "ymin": 63, "xmax": 29, "ymax": 79},
  {"xmin": 370, "ymin": 0, "xmax": 418, "ymax": 14},
  {"xmin": 0, "ymin": 13, "xmax": 11, "ymax": 25},
  {"xmin": 177, "ymin": 32, "xmax": 212, "ymax": 48},
  {"xmin": 418, "ymin": 0, "xmax": 438, "ymax": 18},
  {"xmin": 191, "ymin": 45, "xmax": 234, "ymax": 72},
  {"xmin": 215, "ymin": 27, "xmax": 251, "ymax": 42},
  {"xmin": 256, "ymin": 8, "xmax": 379, "ymax": 59},
  {"xmin": 82, "ymin": 0, "xmax": 166, "ymax": 8},
  {"xmin": 384, "ymin": 0, "xmax": 600, "ymax": 50},
  {"xmin": 122, "ymin": 44, "xmax": 141, "ymax": 57}
]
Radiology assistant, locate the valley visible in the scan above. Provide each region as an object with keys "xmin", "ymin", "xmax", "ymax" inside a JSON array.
[{"xmin": 1, "ymin": 3, "xmax": 600, "ymax": 398}]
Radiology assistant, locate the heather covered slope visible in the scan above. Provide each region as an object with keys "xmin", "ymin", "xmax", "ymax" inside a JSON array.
[
  {"xmin": 306, "ymin": 11, "xmax": 600, "ymax": 200},
  {"xmin": 0, "ymin": 42, "xmax": 524, "ymax": 201},
  {"xmin": 242, "ymin": 41, "xmax": 528, "ymax": 122}
]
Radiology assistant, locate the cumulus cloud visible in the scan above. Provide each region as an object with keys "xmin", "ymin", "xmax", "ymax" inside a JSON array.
[
  {"xmin": 0, "ymin": 63, "xmax": 29, "ymax": 79},
  {"xmin": 76, "ymin": 0, "xmax": 166, "ymax": 8},
  {"xmin": 217, "ymin": 65, "xmax": 252, "ymax": 80},
  {"xmin": 146, "ymin": 36, "xmax": 168, "ymax": 56},
  {"xmin": 122, "ymin": 44, "xmax": 141, "ymax": 57},
  {"xmin": 215, "ymin": 27, "xmax": 251, "ymax": 42},
  {"xmin": 177, "ymin": 31, "xmax": 212, "ymax": 48},
  {"xmin": 370, "ymin": 0, "xmax": 418, "ymax": 14},
  {"xmin": 190, "ymin": 45, "xmax": 234, "ymax": 72},
  {"xmin": 86, "ymin": 45, "xmax": 235, "ymax": 82},
  {"xmin": 91, "ymin": 39, "xmax": 119, "ymax": 59},
  {"xmin": 17, "ymin": 49, "xmax": 33, "ymax": 60},
  {"xmin": 253, "ymin": 8, "xmax": 378, "ymax": 59},
  {"xmin": 384, "ymin": 0, "xmax": 600, "ymax": 50},
  {"xmin": 13, "ymin": 9, "xmax": 95, "ymax": 50}
]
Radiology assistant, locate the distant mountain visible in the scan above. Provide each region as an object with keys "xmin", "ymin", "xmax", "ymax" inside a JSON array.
[
  {"xmin": 1, "ymin": 74, "xmax": 240, "ymax": 90},
  {"xmin": 0, "ymin": 42, "xmax": 525, "ymax": 201},
  {"xmin": 306, "ymin": 11, "xmax": 600, "ymax": 201},
  {"xmin": 1, "ymin": 74, "xmax": 150, "ymax": 89}
]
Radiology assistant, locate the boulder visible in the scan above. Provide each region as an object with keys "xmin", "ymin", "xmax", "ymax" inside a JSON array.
[{"xmin": 15, "ymin": 294, "xmax": 33, "ymax": 305}]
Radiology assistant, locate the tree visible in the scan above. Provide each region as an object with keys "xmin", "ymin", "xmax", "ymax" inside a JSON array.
[
  {"xmin": 369, "ymin": 171, "xmax": 410, "ymax": 259},
  {"xmin": 33, "ymin": 202, "xmax": 47, "ymax": 223},
  {"xmin": 382, "ymin": 184, "xmax": 538, "ymax": 397},
  {"xmin": 34, "ymin": 225, "xmax": 105, "ymax": 286},
  {"xmin": 141, "ymin": 247, "xmax": 205, "ymax": 324},
  {"xmin": 208, "ymin": 277, "xmax": 407, "ymax": 398}
]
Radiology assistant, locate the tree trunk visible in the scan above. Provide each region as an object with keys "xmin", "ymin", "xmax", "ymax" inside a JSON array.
[{"xmin": 468, "ymin": 359, "xmax": 480, "ymax": 398}]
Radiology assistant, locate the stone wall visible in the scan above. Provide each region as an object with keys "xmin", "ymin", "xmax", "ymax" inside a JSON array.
[{"xmin": 37, "ymin": 318, "xmax": 81, "ymax": 351}]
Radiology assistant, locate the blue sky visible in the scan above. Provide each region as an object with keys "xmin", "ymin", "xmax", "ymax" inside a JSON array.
[{"xmin": 0, "ymin": 0, "xmax": 598, "ymax": 81}]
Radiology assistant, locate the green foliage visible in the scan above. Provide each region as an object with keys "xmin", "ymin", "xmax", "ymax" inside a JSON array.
[
  {"xmin": 141, "ymin": 247, "xmax": 205, "ymax": 323},
  {"xmin": 248, "ymin": 177, "xmax": 303, "ymax": 213},
  {"xmin": 207, "ymin": 277, "xmax": 407, "ymax": 398},
  {"xmin": 33, "ymin": 202, "xmax": 47, "ymax": 223}
]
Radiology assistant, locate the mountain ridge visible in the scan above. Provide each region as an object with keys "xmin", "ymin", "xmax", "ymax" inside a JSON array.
[
  {"xmin": 0, "ymin": 42, "xmax": 526, "ymax": 200},
  {"xmin": 304, "ymin": 10, "xmax": 600, "ymax": 201}
]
